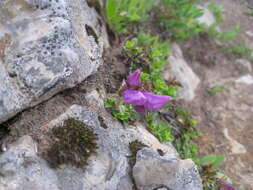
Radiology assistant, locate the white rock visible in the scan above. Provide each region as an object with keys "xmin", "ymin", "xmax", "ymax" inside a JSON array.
[
  {"xmin": 133, "ymin": 147, "xmax": 203, "ymax": 190},
  {"xmin": 223, "ymin": 128, "xmax": 247, "ymax": 154},
  {"xmin": 235, "ymin": 59, "xmax": 252, "ymax": 72},
  {"xmin": 236, "ymin": 75, "xmax": 253, "ymax": 85},
  {"xmin": 164, "ymin": 44, "xmax": 200, "ymax": 101},
  {"xmin": 0, "ymin": 0, "xmax": 107, "ymax": 124}
]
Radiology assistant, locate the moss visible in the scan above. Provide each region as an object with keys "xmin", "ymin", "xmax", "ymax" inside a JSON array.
[{"xmin": 42, "ymin": 119, "xmax": 98, "ymax": 169}]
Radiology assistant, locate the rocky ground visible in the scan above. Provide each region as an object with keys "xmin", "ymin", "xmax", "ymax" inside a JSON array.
[
  {"xmin": 0, "ymin": 0, "xmax": 252, "ymax": 190},
  {"xmin": 182, "ymin": 0, "xmax": 253, "ymax": 189}
]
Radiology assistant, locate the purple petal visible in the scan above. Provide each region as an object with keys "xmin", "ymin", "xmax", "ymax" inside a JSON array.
[
  {"xmin": 135, "ymin": 106, "xmax": 146, "ymax": 115},
  {"xmin": 127, "ymin": 69, "xmax": 141, "ymax": 88},
  {"xmin": 142, "ymin": 92, "xmax": 173, "ymax": 111},
  {"xmin": 124, "ymin": 90, "xmax": 147, "ymax": 106},
  {"xmin": 219, "ymin": 180, "xmax": 236, "ymax": 190}
]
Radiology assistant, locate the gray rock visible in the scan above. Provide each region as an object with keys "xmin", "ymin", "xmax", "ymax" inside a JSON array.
[
  {"xmin": 235, "ymin": 74, "xmax": 253, "ymax": 85},
  {"xmin": 197, "ymin": 6, "xmax": 216, "ymax": 27},
  {"xmin": 0, "ymin": 136, "xmax": 60, "ymax": 190},
  {"xmin": 164, "ymin": 44, "xmax": 200, "ymax": 101},
  {"xmin": 0, "ymin": 0, "xmax": 107, "ymax": 123},
  {"xmin": 235, "ymin": 59, "xmax": 252, "ymax": 72},
  {"xmin": 0, "ymin": 105, "xmax": 202, "ymax": 190},
  {"xmin": 133, "ymin": 148, "xmax": 203, "ymax": 190}
]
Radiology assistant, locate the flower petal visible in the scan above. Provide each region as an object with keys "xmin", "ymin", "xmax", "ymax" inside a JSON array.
[
  {"xmin": 124, "ymin": 90, "xmax": 147, "ymax": 106},
  {"xmin": 126, "ymin": 69, "xmax": 141, "ymax": 88},
  {"xmin": 135, "ymin": 106, "xmax": 146, "ymax": 115},
  {"xmin": 142, "ymin": 92, "xmax": 172, "ymax": 111},
  {"xmin": 219, "ymin": 180, "xmax": 236, "ymax": 190}
]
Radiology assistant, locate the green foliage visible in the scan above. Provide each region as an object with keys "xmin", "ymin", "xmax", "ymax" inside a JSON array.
[
  {"xmin": 207, "ymin": 3, "xmax": 224, "ymax": 24},
  {"xmin": 200, "ymin": 155, "xmax": 224, "ymax": 170},
  {"xmin": 208, "ymin": 85, "xmax": 225, "ymax": 96},
  {"xmin": 105, "ymin": 98, "xmax": 139, "ymax": 124},
  {"xmin": 172, "ymin": 106, "xmax": 202, "ymax": 162},
  {"xmin": 207, "ymin": 25, "xmax": 240, "ymax": 41},
  {"xmin": 156, "ymin": 0, "xmax": 205, "ymax": 40},
  {"xmin": 199, "ymin": 155, "xmax": 233, "ymax": 189},
  {"xmin": 224, "ymin": 42, "xmax": 253, "ymax": 59},
  {"xmin": 124, "ymin": 32, "xmax": 179, "ymax": 98},
  {"xmin": 174, "ymin": 135, "xmax": 199, "ymax": 162},
  {"xmin": 148, "ymin": 113, "xmax": 174, "ymax": 142},
  {"xmin": 105, "ymin": 0, "xmax": 154, "ymax": 34},
  {"xmin": 104, "ymin": 1, "xmax": 237, "ymax": 188}
]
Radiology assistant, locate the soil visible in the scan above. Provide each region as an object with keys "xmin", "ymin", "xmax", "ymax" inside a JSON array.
[{"xmin": 181, "ymin": 0, "xmax": 253, "ymax": 189}]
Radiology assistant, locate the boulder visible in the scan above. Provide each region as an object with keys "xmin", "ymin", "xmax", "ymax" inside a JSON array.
[
  {"xmin": 0, "ymin": 105, "xmax": 202, "ymax": 190},
  {"xmin": 0, "ymin": 0, "xmax": 107, "ymax": 123},
  {"xmin": 133, "ymin": 147, "xmax": 203, "ymax": 190},
  {"xmin": 164, "ymin": 44, "xmax": 200, "ymax": 101}
]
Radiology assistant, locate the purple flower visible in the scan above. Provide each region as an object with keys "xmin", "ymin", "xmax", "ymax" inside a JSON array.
[
  {"xmin": 124, "ymin": 89, "xmax": 172, "ymax": 114},
  {"xmin": 219, "ymin": 180, "xmax": 236, "ymax": 190},
  {"xmin": 126, "ymin": 69, "xmax": 141, "ymax": 88},
  {"xmin": 142, "ymin": 92, "xmax": 173, "ymax": 111}
]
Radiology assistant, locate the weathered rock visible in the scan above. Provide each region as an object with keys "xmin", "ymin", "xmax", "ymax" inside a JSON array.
[
  {"xmin": 236, "ymin": 74, "xmax": 253, "ymax": 85},
  {"xmin": 0, "ymin": 136, "xmax": 60, "ymax": 190},
  {"xmin": 0, "ymin": 105, "xmax": 202, "ymax": 190},
  {"xmin": 164, "ymin": 44, "xmax": 200, "ymax": 101},
  {"xmin": 197, "ymin": 6, "xmax": 216, "ymax": 27},
  {"xmin": 235, "ymin": 59, "xmax": 252, "ymax": 73},
  {"xmin": 0, "ymin": 0, "xmax": 107, "ymax": 123},
  {"xmin": 133, "ymin": 147, "xmax": 203, "ymax": 190}
]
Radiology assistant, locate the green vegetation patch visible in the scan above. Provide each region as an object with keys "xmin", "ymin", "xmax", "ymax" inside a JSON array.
[{"xmin": 42, "ymin": 119, "xmax": 98, "ymax": 168}]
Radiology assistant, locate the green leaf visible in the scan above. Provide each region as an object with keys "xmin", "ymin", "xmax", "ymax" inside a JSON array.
[{"xmin": 200, "ymin": 155, "xmax": 224, "ymax": 169}]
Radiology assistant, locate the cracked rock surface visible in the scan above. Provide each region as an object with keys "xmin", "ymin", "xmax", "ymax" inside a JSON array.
[
  {"xmin": 0, "ymin": 0, "xmax": 106, "ymax": 123},
  {"xmin": 0, "ymin": 105, "xmax": 202, "ymax": 190}
]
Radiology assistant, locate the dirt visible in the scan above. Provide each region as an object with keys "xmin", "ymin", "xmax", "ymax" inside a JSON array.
[{"xmin": 181, "ymin": 0, "xmax": 253, "ymax": 189}]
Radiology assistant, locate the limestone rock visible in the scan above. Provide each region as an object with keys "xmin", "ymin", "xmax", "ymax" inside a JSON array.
[
  {"xmin": 0, "ymin": 136, "xmax": 60, "ymax": 190},
  {"xmin": 236, "ymin": 74, "xmax": 253, "ymax": 85},
  {"xmin": 133, "ymin": 147, "xmax": 203, "ymax": 190},
  {"xmin": 164, "ymin": 44, "xmax": 200, "ymax": 101},
  {"xmin": 0, "ymin": 105, "xmax": 202, "ymax": 190},
  {"xmin": 0, "ymin": 0, "xmax": 106, "ymax": 123},
  {"xmin": 235, "ymin": 59, "xmax": 252, "ymax": 73}
]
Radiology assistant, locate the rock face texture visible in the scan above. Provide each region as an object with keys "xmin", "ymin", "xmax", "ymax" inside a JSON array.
[
  {"xmin": 0, "ymin": 0, "xmax": 106, "ymax": 123},
  {"xmin": 0, "ymin": 105, "xmax": 203, "ymax": 190},
  {"xmin": 133, "ymin": 148, "xmax": 202, "ymax": 190},
  {"xmin": 163, "ymin": 44, "xmax": 200, "ymax": 101}
]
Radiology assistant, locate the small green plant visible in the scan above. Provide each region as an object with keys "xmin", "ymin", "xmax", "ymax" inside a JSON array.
[
  {"xmin": 200, "ymin": 155, "xmax": 237, "ymax": 190},
  {"xmin": 207, "ymin": 25, "xmax": 240, "ymax": 41},
  {"xmin": 105, "ymin": 98, "xmax": 139, "ymax": 124},
  {"xmin": 170, "ymin": 106, "xmax": 202, "ymax": 162},
  {"xmin": 106, "ymin": 0, "xmax": 154, "ymax": 34},
  {"xmin": 224, "ymin": 42, "xmax": 253, "ymax": 59},
  {"xmin": 208, "ymin": 85, "xmax": 226, "ymax": 96},
  {"xmin": 207, "ymin": 3, "xmax": 224, "ymax": 24},
  {"xmin": 155, "ymin": 0, "xmax": 205, "ymax": 40},
  {"xmin": 124, "ymin": 32, "xmax": 179, "ymax": 98},
  {"xmin": 245, "ymin": 9, "xmax": 253, "ymax": 17},
  {"xmin": 148, "ymin": 112, "xmax": 174, "ymax": 142}
]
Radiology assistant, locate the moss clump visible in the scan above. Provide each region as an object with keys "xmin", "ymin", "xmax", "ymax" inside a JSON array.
[{"xmin": 43, "ymin": 119, "xmax": 98, "ymax": 168}]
